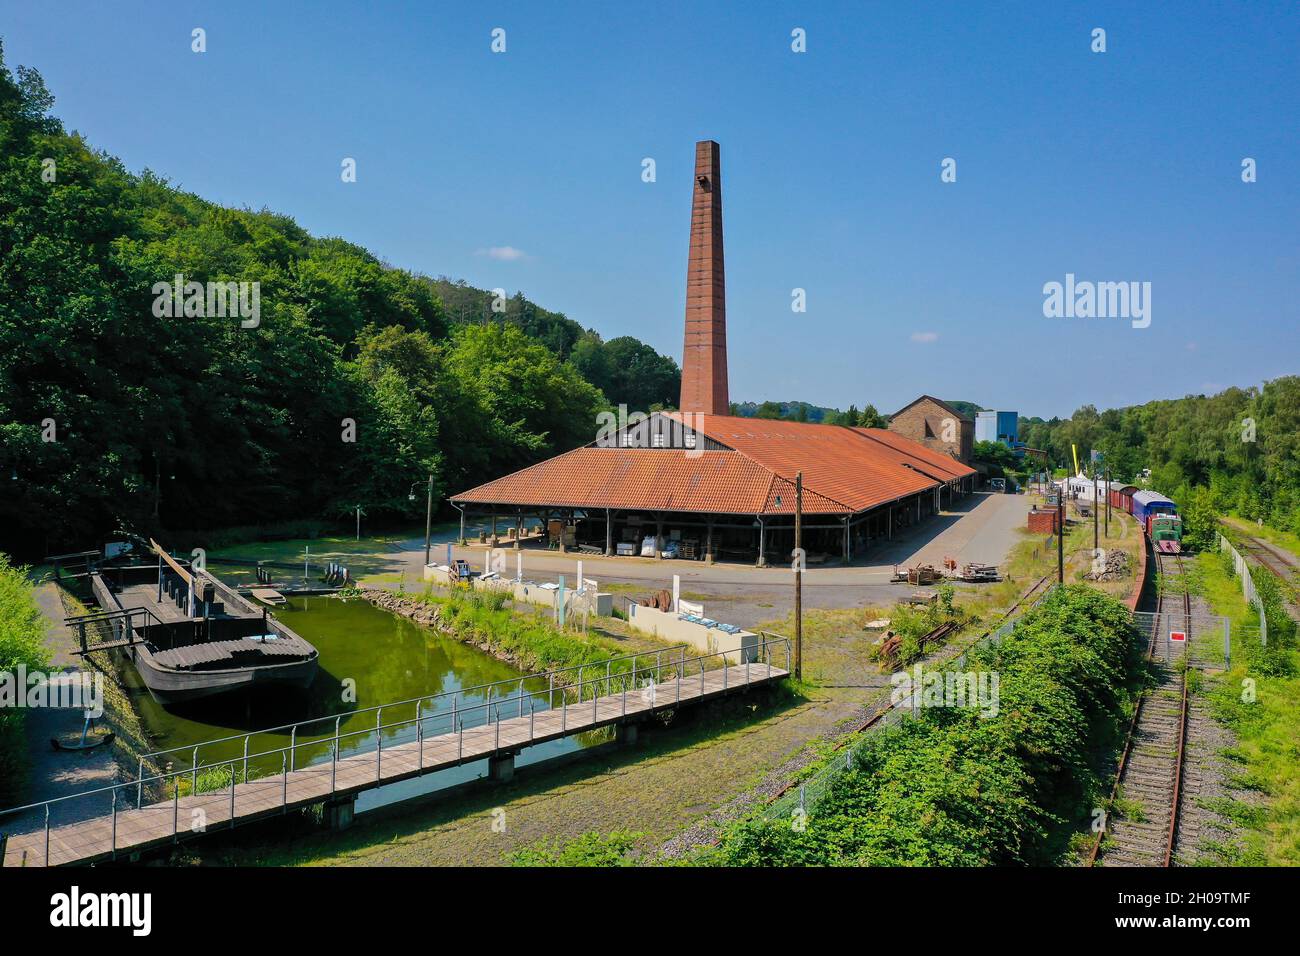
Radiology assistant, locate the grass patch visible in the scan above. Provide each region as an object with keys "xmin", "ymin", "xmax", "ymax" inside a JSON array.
[{"xmin": 1197, "ymin": 549, "xmax": 1300, "ymax": 865}]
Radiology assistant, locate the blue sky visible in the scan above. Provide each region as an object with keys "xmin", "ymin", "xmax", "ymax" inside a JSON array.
[{"xmin": 3, "ymin": 0, "xmax": 1297, "ymax": 418}]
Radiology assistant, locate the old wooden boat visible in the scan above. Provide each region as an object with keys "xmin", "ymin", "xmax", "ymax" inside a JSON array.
[{"xmin": 72, "ymin": 540, "xmax": 318, "ymax": 705}]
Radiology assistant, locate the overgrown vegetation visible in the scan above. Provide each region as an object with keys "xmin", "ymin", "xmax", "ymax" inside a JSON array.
[
  {"xmin": 508, "ymin": 830, "xmax": 642, "ymax": 866},
  {"xmin": 0, "ymin": 554, "xmax": 50, "ymax": 802},
  {"xmin": 708, "ymin": 586, "xmax": 1142, "ymax": 866},
  {"xmin": 1195, "ymin": 550, "xmax": 1300, "ymax": 865},
  {"xmin": 417, "ymin": 589, "xmax": 632, "ymax": 678}
]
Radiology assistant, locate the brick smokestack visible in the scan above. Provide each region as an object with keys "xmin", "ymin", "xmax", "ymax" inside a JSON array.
[{"xmin": 678, "ymin": 140, "xmax": 729, "ymax": 416}]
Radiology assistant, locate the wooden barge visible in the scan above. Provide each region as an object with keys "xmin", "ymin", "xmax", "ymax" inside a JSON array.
[{"xmin": 76, "ymin": 540, "xmax": 318, "ymax": 705}]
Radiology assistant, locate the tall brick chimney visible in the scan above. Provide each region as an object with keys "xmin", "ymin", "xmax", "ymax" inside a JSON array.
[{"xmin": 678, "ymin": 140, "xmax": 729, "ymax": 416}]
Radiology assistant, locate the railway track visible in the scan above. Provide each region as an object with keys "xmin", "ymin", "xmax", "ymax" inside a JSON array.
[{"xmin": 1088, "ymin": 550, "xmax": 1190, "ymax": 867}]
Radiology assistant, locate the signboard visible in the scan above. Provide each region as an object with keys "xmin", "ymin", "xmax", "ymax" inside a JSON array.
[{"xmin": 1169, "ymin": 630, "xmax": 1186, "ymax": 643}]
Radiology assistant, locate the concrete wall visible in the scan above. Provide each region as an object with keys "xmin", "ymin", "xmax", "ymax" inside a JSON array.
[
  {"xmin": 421, "ymin": 564, "xmax": 613, "ymax": 616},
  {"xmin": 626, "ymin": 603, "xmax": 759, "ymax": 664}
]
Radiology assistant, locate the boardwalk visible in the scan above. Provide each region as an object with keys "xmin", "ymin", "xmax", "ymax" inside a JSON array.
[{"xmin": 2, "ymin": 654, "xmax": 786, "ymax": 867}]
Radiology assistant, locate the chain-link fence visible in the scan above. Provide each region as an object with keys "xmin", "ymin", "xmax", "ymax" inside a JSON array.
[{"xmin": 1220, "ymin": 533, "xmax": 1267, "ymax": 646}]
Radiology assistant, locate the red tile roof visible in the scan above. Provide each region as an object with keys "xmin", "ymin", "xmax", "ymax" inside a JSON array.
[
  {"xmin": 452, "ymin": 413, "xmax": 972, "ymax": 516},
  {"xmin": 851, "ymin": 428, "xmax": 975, "ymax": 482}
]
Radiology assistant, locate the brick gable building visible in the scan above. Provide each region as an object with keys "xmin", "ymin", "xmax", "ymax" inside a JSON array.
[{"xmin": 887, "ymin": 395, "xmax": 974, "ymax": 465}]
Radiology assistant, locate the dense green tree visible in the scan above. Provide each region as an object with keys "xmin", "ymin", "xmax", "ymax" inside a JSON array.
[{"xmin": 0, "ymin": 45, "xmax": 674, "ymax": 555}]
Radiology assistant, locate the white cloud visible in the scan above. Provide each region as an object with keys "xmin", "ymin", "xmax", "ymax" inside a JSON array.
[
  {"xmin": 910, "ymin": 331, "xmax": 939, "ymax": 344},
  {"xmin": 476, "ymin": 246, "xmax": 529, "ymax": 261}
]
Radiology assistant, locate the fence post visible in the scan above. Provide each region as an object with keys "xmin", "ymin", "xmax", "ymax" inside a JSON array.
[
  {"xmin": 281, "ymin": 753, "xmax": 288, "ymax": 813},
  {"xmin": 44, "ymin": 804, "xmax": 50, "ymax": 867},
  {"xmin": 173, "ymin": 779, "xmax": 179, "ymax": 843},
  {"xmin": 375, "ymin": 708, "xmax": 382, "ymax": 780},
  {"xmin": 111, "ymin": 789, "xmax": 117, "ymax": 858},
  {"xmin": 1224, "ymin": 618, "xmax": 1231, "ymax": 669}
]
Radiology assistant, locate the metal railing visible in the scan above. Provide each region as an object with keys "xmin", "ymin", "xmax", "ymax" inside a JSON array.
[
  {"xmin": 63, "ymin": 606, "xmax": 164, "ymax": 653},
  {"xmin": 0, "ymin": 635, "xmax": 791, "ymax": 866},
  {"xmin": 1220, "ymin": 533, "xmax": 1268, "ymax": 646}
]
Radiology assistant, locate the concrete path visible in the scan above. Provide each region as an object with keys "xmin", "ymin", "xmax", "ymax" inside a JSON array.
[{"xmin": 4, "ymin": 582, "xmax": 120, "ymax": 837}]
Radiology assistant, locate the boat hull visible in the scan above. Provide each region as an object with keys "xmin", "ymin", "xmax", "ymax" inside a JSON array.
[{"xmin": 131, "ymin": 644, "xmax": 318, "ymax": 705}]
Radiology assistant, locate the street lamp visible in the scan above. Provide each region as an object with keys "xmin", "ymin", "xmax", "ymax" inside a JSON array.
[{"xmin": 408, "ymin": 475, "xmax": 434, "ymax": 567}]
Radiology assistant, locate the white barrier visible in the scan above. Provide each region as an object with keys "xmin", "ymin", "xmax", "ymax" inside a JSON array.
[
  {"xmin": 1220, "ymin": 533, "xmax": 1267, "ymax": 646},
  {"xmin": 626, "ymin": 604, "xmax": 758, "ymax": 664},
  {"xmin": 421, "ymin": 564, "xmax": 613, "ymax": 616}
]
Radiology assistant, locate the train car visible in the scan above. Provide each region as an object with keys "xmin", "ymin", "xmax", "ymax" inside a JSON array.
[
  {"xmin": 1148, "ymin": 512, "xmax": 1183, "ymax": 553},
  {"xmin": 1109, "ymin": 484, "xmax": 1138, "ymax": 513},
  {"xmin": 1131, "ymin": 489, "xmax": 1182, "ymax": 552}
]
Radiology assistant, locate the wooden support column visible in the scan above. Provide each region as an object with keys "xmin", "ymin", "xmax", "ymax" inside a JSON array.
[
  {"xmin": 514, "ymin": 515, "xmax": 522, "ymax": 550},
  {"xmin": 756, "ymin": 517, "xmax": 766, "ymax": 567},
  {"xmin": 706, "ymin": 517, "xmax": 715, "ymax": 564},
  {"xmin": 490, "ymin": 511, "xmax": 498, "ymax": 547},
  {"xmin": 654, "ymin": 515, "xmax": 664, "ymax": 560},
  {"xmin": 605, "ymin": 508, "xmax": 612, "ymax": 556},
  {"xmin": 843, "ymin": 515, "xmax": 850, "ymax": 563}
]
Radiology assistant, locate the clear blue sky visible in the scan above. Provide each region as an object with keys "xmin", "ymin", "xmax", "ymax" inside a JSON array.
[{"xmin": 4, "ymin": 0, "xmax": 1297, "ymax": 418}]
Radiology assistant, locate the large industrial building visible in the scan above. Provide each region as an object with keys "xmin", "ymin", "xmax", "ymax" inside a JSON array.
[{"xmin": 450, "ymin": 140, "xmax": 976, "ymax": 565}]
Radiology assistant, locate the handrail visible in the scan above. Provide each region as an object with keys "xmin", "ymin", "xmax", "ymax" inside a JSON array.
[
  {"xmin": 0, "ymin": 635, "xmax": 792, "ymax": 854},
  {"xmin": 137, "ymin": 640, "xmax": 696, "ymax": 767},
  {"xmin": 64, "ymin": 605, "xmax": 165, "ymax": 628}
]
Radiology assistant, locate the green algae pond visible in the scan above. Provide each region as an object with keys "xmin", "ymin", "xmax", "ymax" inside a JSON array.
[{"xmin": 122, "ymin": 593, "xmax": 596, "ymax": 812}]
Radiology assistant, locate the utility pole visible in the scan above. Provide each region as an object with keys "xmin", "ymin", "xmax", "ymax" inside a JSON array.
[
  {"xmin": 1093, "ymin": 466, "xmax": 1099, "ymax": 554},
  {"xmin": 1057, "ymin": 476, "xmax": 1064, "ymax": 585},
  {"xmin": 1104, "ymin": 465, "xmax": 1110, "ymax": 538},
  {"xmin": 356, "ymin": 505, "xmax": 362, "ymax": 542},
  {"xmin": 423, "ymin": 474, "xmax": 434, "ymax": 567},
  {"xmin": 794, "ymin": 471, "xmax": 803, "ymax": 681}
]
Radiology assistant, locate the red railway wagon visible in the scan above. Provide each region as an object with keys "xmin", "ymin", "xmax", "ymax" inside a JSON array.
[{"xmin": 1109, "ymin": 484, "xmax": 1138, "ymax": 513}]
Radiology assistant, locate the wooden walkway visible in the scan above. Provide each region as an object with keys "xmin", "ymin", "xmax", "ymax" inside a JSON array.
[{"xmin": 1, "ymin": 660, "xmax": 786, "ymax": 867}]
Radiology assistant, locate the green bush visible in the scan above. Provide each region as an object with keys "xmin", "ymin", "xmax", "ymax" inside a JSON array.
[
  {"xmin": 712, "ymin": 585, "xmax": 1141, "ymax": 866},
  {"xmin": 419, "ymin": 590, "xmax": 629, "ymax": 682},
  {"xmin": 508, "ymin": 830, "xmax": 641, "ymax": 866}
]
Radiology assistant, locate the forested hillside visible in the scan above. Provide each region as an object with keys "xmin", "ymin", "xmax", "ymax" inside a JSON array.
[
  {"xmin": 0, "ymin": 45, "xmax": 678, "ymax": 557},
  {"xmin": 1020, "ymin": 378, "xmax": 1300, "ymax": 539}
]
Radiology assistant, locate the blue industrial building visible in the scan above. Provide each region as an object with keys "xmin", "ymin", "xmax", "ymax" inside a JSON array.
[{"xmin": 975, "ymin": 410, "xmax": 1019, "ymax": 446}]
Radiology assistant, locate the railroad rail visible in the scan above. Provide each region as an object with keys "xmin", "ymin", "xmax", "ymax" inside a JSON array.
[{"xmin": 1088, "ymin": 549, "xmax": 1190, "ymax": 867}]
